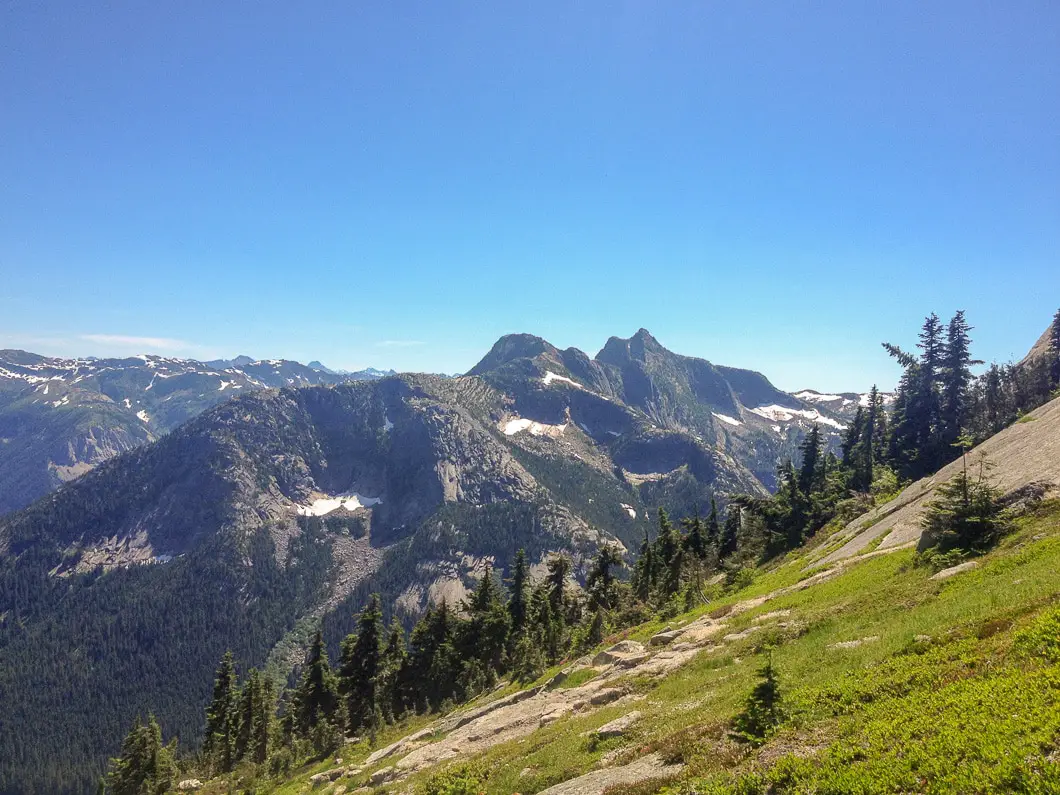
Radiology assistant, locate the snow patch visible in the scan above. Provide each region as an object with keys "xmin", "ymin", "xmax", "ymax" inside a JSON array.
[
  {"xmin": 620, "ymin": 503, "xmax": 637, "ymax": 519},
  {"xmin": 794, "ymin": 391, "xmax": 843, "ymax": 403},
  {"xmin": 218, "ymin": 380, "xmax": 230, "ymax": 391},
  {"xmin": 136, "ymin": 410, "xmax": 150, "ymax": 423},
  {"xmin": 542, "ymin": 371, "xmax": 582, "ymax": 389},
  {"xmin": 297, "ymin": 493, "xmax": 383, "ymax": 516},
  {"xmin": 123, "ymin": 398, "xmax": 131, "ymax": 408},
  {"xmin": 502, "ymin": 417, "xmax": 567, "ymax": 437},
  {"xmin": 750, "ymin": 404, "xmax": 846, "ymax": 430},
  {"xmin": 858, "ymin": 392, "xmax": 897, "ymax": 407},
  {"xmin": 712, "ymin": 412, "xmax": 742, "ymax": 427},
  {"xmin": 383, "ymin": 412, "xmax": 394, "ymax": 432}
]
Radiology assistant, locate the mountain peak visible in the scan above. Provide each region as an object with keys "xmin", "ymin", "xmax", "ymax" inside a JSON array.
[
  {"xmin": 596, "ymin": 328, "xmax": 665, "ymax": 366},
  {"xmin": 467, "ymin": 333, "xmax": 560, "ymax": 375}
]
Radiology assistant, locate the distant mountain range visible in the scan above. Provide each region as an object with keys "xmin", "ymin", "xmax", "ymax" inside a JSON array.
[
  {"xmin": 0, "ymin": 350, "xmax": 393, "ymax": 515},
  {"xmin": 0, "ymin": 338, "xmax": 874, "ymax": 518}
]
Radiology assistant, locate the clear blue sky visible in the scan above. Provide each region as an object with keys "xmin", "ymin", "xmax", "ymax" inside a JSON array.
[{"xmin": 2, "ymin": 2, "xmax": 1057, "ymax": 391}]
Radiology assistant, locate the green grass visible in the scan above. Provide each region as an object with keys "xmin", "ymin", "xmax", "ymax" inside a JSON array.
[{"xmin": 232, "ymin": 501, "xmax": 1060, "ymax": 795}]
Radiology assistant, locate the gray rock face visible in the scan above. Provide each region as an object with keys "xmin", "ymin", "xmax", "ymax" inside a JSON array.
[
  {"xmin": 592, "ymin": 640, "xmax": 646, "ymax": 667},
  {"xmin": 593, "ymin": 710, "xmax": 642, "ymax": 739},
  {"xmin": 649, "ymin": 629, "xmax": 683, "ymax": 646},
  {"xmin": 930, "ymin": 561, "xmax": 980, "ymax": 580},
  {"xmin": 535, "ymin": 753, "xmax": 683, "ymax": 795}
]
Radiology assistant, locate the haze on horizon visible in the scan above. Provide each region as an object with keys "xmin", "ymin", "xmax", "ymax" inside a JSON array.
[{"xmin": 2, "ymin": 2, "xmax": 1057, "ymax": 392}]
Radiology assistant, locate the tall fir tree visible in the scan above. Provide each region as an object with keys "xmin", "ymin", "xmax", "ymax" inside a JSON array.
[
  {"xmin": 797, "ymin": 423, "xmax": 822, "ymax": 495},
  {"xmin": 233, "ymin": 667, "xmax": 262, "ymax": 763},
  {"xmin": 462, "ymin": 569, "xmax": 511, "ymax": 678},
  {"xmin": 203, "ymin": 650, "xmax": 238, "ymax": 774},
  {"xmin": 941, "ymin": 311, "xmax": 976, "ymax": 447},
  {"xmin": 719, "ymin": 505, "xmax": 740, "ymax": 559},
  {"xmin": 252, "ymin": 675, "xmax": 275, "ymax": 764},
  {"xmin": 842, "ymin": 405, "xmax": 863, "ymax": 465},
  {"xmin": 506, "ymin": 549, "xmax": 530, "ymax": 638},
  {"xmin": 291, "ymin": 630, "xmax": 342, "ymax": 740},
  {"xmin": 655, "ymin": 508, "xmax": 683, "ymax": 598},
  {"xmin": 546, "ymin": 554, "xmax": 572, "ymax": 622},
  {"xmin": 631, "ymin": 525, "xmax": 655, "ymax": 602},
  {"xmin": 106, "ymin": 715, "xmax": 175, "ymax": 795},
  {"xmin": 681, "ymin": 510, "xmax": 708, "ymax": 561},
  {"xmin": 585, "ymin": 544, "xmax": 624, "ymax": 610},
  {"xmin": 339, "ymin": 594, "xmax": 385, "ymax": 735},
  {"xmin": 705, "ymin": 496, "xmax": 721, "ymax": 547},
  {"xmin": 379, "ymin": 618, "xmax": 408, "ymax": 722}
]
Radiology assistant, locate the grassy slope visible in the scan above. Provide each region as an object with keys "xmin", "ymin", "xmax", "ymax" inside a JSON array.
[{"xmin": 204, "ymin": 500, "xmax": 1060, "ymax": 795}]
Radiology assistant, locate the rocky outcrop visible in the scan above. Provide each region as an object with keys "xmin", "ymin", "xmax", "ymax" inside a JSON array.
[
  {"xmin": 819, "ymin": 395, "xmax": 1060, "ymax": 565},
  {"xmin": 535, "ymin": 754, "xmax": 683, "ymax": 795}
]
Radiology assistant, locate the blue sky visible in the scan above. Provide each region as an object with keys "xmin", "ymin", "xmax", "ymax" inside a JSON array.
[{"xmin": 2, "ymin": 2, "xmax": 1057, "ymax": 391}]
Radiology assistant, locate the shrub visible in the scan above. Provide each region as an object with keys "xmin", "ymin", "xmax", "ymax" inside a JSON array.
[
  {"xmin": 920, "ymin": 454, "xmax": 1009, "ymax": 555},
  {"xmin": 420, "ymin": 763, "xmax": 487, "ymax": 795},
  {"xmin": 730, "ymin": 653, "xmax": 784, "ymax": 745}
]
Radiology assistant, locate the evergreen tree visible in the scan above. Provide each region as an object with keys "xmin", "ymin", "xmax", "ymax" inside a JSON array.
[
  {"xmin": 681, "ymin": 510, "xmax": 708, "ymax": 561},
  {"xmin": 705, "ymin": 496, "xmax": 721, "ymax": 547},
  {"xmin": 405, "ymin": 600, "xmax": 462, "ymax": 710},
  {"xmin": 233, "ymin": 667, "xmax": 262, "ymax": 763},
  {"xmin": 921, "ymin": 449, "xmax": 1009, "ymax": 555},
  {"xmin": 631, "ymin": 525, "xmax": 655, "ymax": 602},
  {"xmin": 291, "ymin": 630, "xmax": 341, "ymax": 742},
  {"xmin": 203, "ymin": 650, "xmax": 238, "ymax": 774},
  {"xmin": 655, "ymin": 508, "xmax": 683, "ymax": 598},
  {"xmin": 529, "ymin": 583, "xmax": 563, "ymax": 664},
  {"xmin": 253, "ymin": 676, "xmax": 275, "ymax": 764},
  {"xmin": 841, "ymin": 406, "xmax": 863, "ymax": 465},
  {"xmin": 510, "ymin": 626, "xmax": 546, "ymax": 683},
  {"xmin": 941, "ymin": 311, "xmax": 976, "ymax": 447},
  {"xmin": 379, "ymin": 618, "xmax": 407, "ymax": 722},
  {"xmin": 585, "ymin": 545, "xmax": 624, "ymax": 610},
  {"xmin": 719, "ymin": 505, "xmax": 740, "ymax": 559},
  {"xmin": 339, "ymin": 594, "xmax": 384, "ymax": 735},
  {"xmin": 506, "ymin": 549, "xmax": 530, "ymax": 638},
  {"xmin": 462, "ymin": 569, "xmax": 511, "ymax": 679},
  {"xmin": 546, "ymin": 555, "xmax": 572, "ymax": 622},
  {"xmin": 106, "ymin": 715, "xmax": 175, "ymax": 795},
  {"xmin": 776, "ymin": 459, "xmax": 806, "ymax": 551},
  {"xmin": 850, "ymin": 389, "xmax": 882, "ymax": 491},
  {"xmin": 730, "ymin": 654, "xmax": 784, "ymax": 745},
  {"xmin": 797, "ymin": 423, "xmax": 822, "ymax": 495}
]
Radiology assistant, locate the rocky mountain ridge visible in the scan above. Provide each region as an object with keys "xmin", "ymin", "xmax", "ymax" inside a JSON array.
[{"xmin": 0, "ymin": 350, "xmax": 391, "ymax": 514}]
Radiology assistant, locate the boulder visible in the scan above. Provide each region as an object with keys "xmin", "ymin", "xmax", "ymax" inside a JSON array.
[
  {"xmin": 593, "ymin": 640, "xmax": 645, "ymax": 666},
  {"xmin": 593, "ymin": 711, "xmax": 642, "ymax": 739},
  {"xmin": 176, "ymin": 782, "xmax": 203, "ymax": 792},
  {"xmin": 310, "ymin": 768, "xmax": 346, "ymax": 786},
  {"xmin": 649, "ymin": 630, "xmax": 682, "ymax": 647},
  {"xmin": 930, "ymin": 561, "xmax": 979, "ymax": 580},
  {"xmin": 589, "ymin": 688, "xmax": 625, "ymax": 706},
  {"xmin": 370, "ymin": 766, "xmax": 397, "ymax": 785}
]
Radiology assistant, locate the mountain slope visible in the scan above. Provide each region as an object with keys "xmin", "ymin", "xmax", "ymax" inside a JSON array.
[
  {"xmin": 0, "ymin": 350, "xmax": 390, "ymax": 514},
  {"xmin": 0, "ymin": 364, "xmax": 764, "ymax": 794},
  {"xmin": 223, "ymin": 476, "xmax": 1060, "ymax": 795}
]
